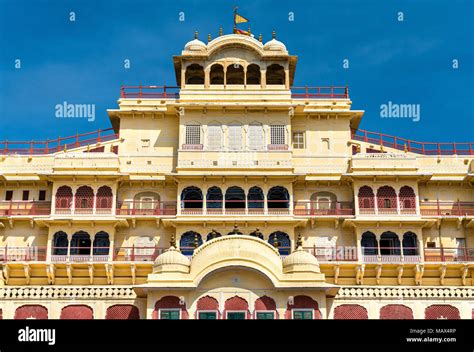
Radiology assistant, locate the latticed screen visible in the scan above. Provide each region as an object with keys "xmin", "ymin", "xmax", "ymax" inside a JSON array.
[
  {"xmin": 207, "ymin": 125, "xmax": 222, "ymax": 150},
  {"xmin": 248, "ymin": 124, "xmax": 264, "ymax": 150},
  {"xmin": 185, "ymin": 125, "xmax": 201, "ymax": 145},
  {"xmin": 270, "ymin": 125, "xmax": 285, "ymax": 145},
  {"xmin": 228, "ymin": 124, "xmax": 242, "ymax": 150},
  {"xmin": 292, "ymin": 132, "xmax": 304, "ymax": 149}
]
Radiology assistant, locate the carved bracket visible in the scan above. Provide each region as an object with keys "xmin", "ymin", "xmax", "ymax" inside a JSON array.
[
  {"xmin": 356, "ymin": 264, "xmax": 365, "ymax": 285},
  {"xmin": 397, "ymin": 265, "xmax": 404, "ymax": 285},
  {"xmin": 375, "ymin": 265, "xmax": 382, "ymax": 285},
  {"xmin": 439, "ymin": 264, "xmax": 447, "ymax": 286},
  {"xmin": 24, "ymin": 263, "xmax": 31, "ymax": 285},
  {"xmin": 46, "ymin": 264, "xmax": 56, "ymax": 285},
  {"xmin": 461, "ymin": 265, "xmax": 469, "ymax": 286},
  {"xmin": 334, "ymin": 264, "xmax": 340, "ymax": 284},
  {"xmin": 415, "ymin": 264, "xmax": 424, "ymax": 286},
  {"xmin": 105, "ymin": 263, "xmax": 114, "ymax": 285},
  {"xmin": 66, "ymin": 263, "xmax": 73, "ymax": 284}
]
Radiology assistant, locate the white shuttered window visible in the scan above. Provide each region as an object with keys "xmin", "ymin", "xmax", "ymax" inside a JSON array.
[
  {"xmin": 228, "ymin": 124, "xmax": 242, "ymax": 150},
  {"xmin": 207, "ymin": 125, "xmax": 222, "ymax": 150},
  {"xmin": 248, "ymin": 124, "xmax": 264, "ymax": 150}
]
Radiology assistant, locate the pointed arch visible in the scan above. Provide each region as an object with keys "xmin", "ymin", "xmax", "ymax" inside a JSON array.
[
  {"xmin": 226, "ymin": 63, "xmax": 244, "ymax": 85},
  {"xmin": 93, "ymin": 231, "xmax": 110, "ymax": 256},
  {"xmin": 268, "ymin": 231, "xmax": 291, "ymax": 255},
  {"xmin": 266, "ymin": 64, "xmax": 285, "ymax": 85},
  {"xmin": 55, "ymin": 186, "xmax": 73, "ymax": 211},
  {"xmin": 209, "ymin": 64, "xmax": 224, "ymax": 84},
  {"xmin": 268, "ymin": 186, "xmax": 289, "ymax": 210},
  {"xmin": 180, "ymin": 231, "xmax": 202, "ymax": 255},
  {"xmin": 185, "ymin": 64, "xmax": 204, "ymax": 84},
  {"xmin": 246, "ymin": 64, "xmax": 261, "ymax": 85},
  {"xmin": 75, "ymin": 186, "xmax": 94, "ymax": 212},
  {"xmin": 206, "ymin": 186, "xmax": 223, "ymax": 213},
  {"xmin": 402, "ymin": 232, "xmax": 418, "ymax": 256},
  {"xmin": 96, "ymin": 186, "xmax": 113, "ymax": 211},
  {"xmin": 247, "ymin": 186, "xmax": 264, "ymax": 213},
  {"xmin": 52, "ymin": 231, "xmax": 68, "ymax": 255},
  {"xmin": 181, "ymin": 186, "xmax": 203, "ymax": 210},
  {"xmin": 225, "ymin": 186, "xmax": 245, "ymax": 209},
  {"xmin": 70, "ymin": 231, "xmax": 91, "ymax": 255},
  {"xmin": 361, "ymin": 231, "xmax": 377, "ymax": 255},
  {"xmin": 358, "ymin": 186, "xmax": 374, "ymax": 211}
]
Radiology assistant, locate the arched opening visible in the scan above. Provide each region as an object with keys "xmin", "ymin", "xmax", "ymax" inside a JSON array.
[
  {"xmin": 361, "ymin": 231, "xmax": 378, "ymax": 255},
  {"xmin": 181, "ymin": 187, "xmax": 203, "ymax": 211},
  {"xmin": 358, "ymin": 186, "xmax": 374, "ymax": 213},
  {"xmin": 402, "ymin": 232, "xmax": 418, "ymax": 256},
  {"xmin": 380, "ymin": 305, "xmax": 413, "ymax": 319},
  {"xmin": 93, "ymin": 231, "xmax": 110, "ymax": 256},
  {"xmin": 180, "ymin": 231, "xmax": 202, "ymax": 255},
  {"xmin": 55, "ymin": 186, "xmax": 73, "ymax": 212},
  {"xmin": 60, "ymin": 305, "xmax": 93, "ymax": 320},
  {"xmin": 254, "ymin": 296, "xmax": 277, "ymax": 319},
  {"xmin": 399, "ymin": 186, "xmax": 416, "ymax": 214},
  {"xmin": 52, "ymin": 231, "xmax": 68, "ymax": 255},
  {"xmin": 133, "ymin": 191, "xmax": 160, "ymax": 214},
  {"xmin": 310, "ymin": 191, "xmax": 337, "ymax": 215},
  {"xmin": 380, "ymin": 231, "xmax": 401, "ymax": 255},
  {"xmin": 185, "ymin": 64, "xmax": 204, "ymax": 84},
  {"xmin": 224, "ymin": 296, "xmax": 249, "ymax": 319},
  {"xmin": 247, "ymin": 186, "xmax": 264, "ymax": 214},
  {"xmin": 196, "ymin": 296, "xmax": 219, "ymax": 319},
  {"xmin": 425, "ymin": 305, "xmax": 460, "ymax": 320},
  {"xmin": 106, "ymin": 304, "xmax": 140, "ymax": 320},
  {"xmin": 226, "ymin": 64, "xmax": 244, "ymax": 85},
  {"xmin": 334, "ymin": 304, "xmax": 368, "ymax": 320},
  {"xmin": 267, "ymin": 186, "xmax": 289, "ymax": 210},
  {"xmin": 209, "ymin": 64, "xmax": 224, "ymax": 84},
  {"xmin": 14, "ymin": 305, "xmax": 48, "ymax": 319},
  {"xmin": 377, "ymin": 186, "xmax": 397, "ymax": 213},
  {"xmin": 96, "ymin": 186, "xmax": 113, "ymax": 212},
  {"xmin": 75, "ymin": 186, "xmax": 94, "ymax": 213},
  {"xmin": 206, "ymin": 186, "xmax": 223, "ymax": 213},
  {"xmin": 225, "ymin": 186, "xmax": 245, "ymax": 210},
  {"xmin": 266, "ymin": 64, "xmax": 285, "ymax": 85},
  {"xmin": 70, "ymin": 231, "xmax": 91, "ymax": 255},
  {"xmin": 285, "ymin": 295, "xmax": 321, "ymax": 320},
  {"xmin": 246, "ymin": 64, "xmax": 261, "ymax": 85},
  {"xmin": 268, "ymin": 231, "xmax": 291, "ymax": 255},
  {"xmin": 206, "ymin": 229, "xmax": 222, "ymax": 241},
  {"xmin": 154, "ymin": 296, "xmax": 188, "ymax": 320}
]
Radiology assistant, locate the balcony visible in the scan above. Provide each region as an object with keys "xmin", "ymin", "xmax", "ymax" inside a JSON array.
[
  {"xmin": 420, "ymin": 201, "xmax": 474, "ymax": 217},
  {"xmin": 291, "ymin": 86, "xmax": 349, "ymax": 99},
  {"xmin": 54, "ymin": 206, "xmax": 114, "ymax": 216},
  {"xmin": 120, "ymin": 85, "xmax": 180, "ymax": 99},
  {"xmin": 293, "ymin": 201, "xmax": 354, "ymax": 216},
  {"xmin": 116, "ymin": 201, "xmax": 177, "ymax": 216},
  {"xmin": 0, "ymin": 201, "xmax": 51, "ymax": 216},
  {"xmin": 0, "ymin": 246, "xmax": 47, "ymax": 262},
  {"xmin": 50, "ymin": 247, "xmax": 110, "ymax": 263},
  {"xmin": 303, "ymin": 246, "xmax": 358, "ymax": 262},
  {"xmin": 180, "ymin": 200, "xmax": 291, "ymax": 216},
  {"xmin": 361, "ymin": 247, "xmax": 422, "ymax": 264},
  {"xmin": 424, "ymin": 247, "xmax": 474, "ymax": 262}
]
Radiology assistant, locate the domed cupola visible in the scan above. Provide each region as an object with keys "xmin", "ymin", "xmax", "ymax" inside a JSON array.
[
  {"xmin": 184, "ymin": 31, "xmax": 207, "ymax": 52},
  {"xmin": 263, "ymin": 30, "xmax": 287, "ymax": 52},
  {"xmin": 153, "ymin": 235, "xmax": 190, "ymax": 274},
  {"xmin": 282, "ymin": 234, "xmax": 320, "ymax": 274}
]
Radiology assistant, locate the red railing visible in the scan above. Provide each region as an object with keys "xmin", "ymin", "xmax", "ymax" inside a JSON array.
[
  {"xmin": 303, "ymin": 246, "xmax": 358, "ymax": 261},
  {"xmin": 180, "ymin": 200, "xmax": 291, "ymax": 215},
  {"xmin": 293, "ymin": 201, "xmax": 354, "ymax": 216},
  {"xmin": 351, "ymin": 129, "xmax": 474, "ymax": 156},
  {"xmin": 0, "ymin": 128, "xmax": 118, "ymax": 155},
  {"xmin": 424, "ymin": 247, "xmax": 474, "ymax": 262},
  {"xmin": 0, "ymin": 201, "xmax": 51, "ymax": 216},
  {"xmin": 0, "ymin": 246, "xmax": 47, "ymax": 262},
  {"xmin": 182, "ymin": 144, "xmax": 204, "ymax": 150},
  {"xmin": 120, "ymin": 85, "xmax": 180, "ymax": 99},
  {"xmin": 420, "ymin": 201, "xmax": 474, "ymax": 217},
  {"xmin": 116, "ymin": 201, "xmax": 177, "ymax": 216},
  {"xmin": 113, "ymin": 246, "xmax": 166, "ymax": 262},
  {"xmin": 361, "ymin": 247, "xmax": 421, "ymax": 263},
  {"xmin": 291, "ymin": 86, "xmax": 349, "ymax": 99},
  {"xmin": 50, "ymin": 247, "xmax": 110, "ymax": 262},
  {"xmin": 267, "ymin": 144, "xmax": 289, "ymax": 151}
]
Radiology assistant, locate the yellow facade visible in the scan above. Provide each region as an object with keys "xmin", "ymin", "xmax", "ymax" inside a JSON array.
[{"xmin": 0, "ymin": 32, "xmax": 473, "ymax": 320}]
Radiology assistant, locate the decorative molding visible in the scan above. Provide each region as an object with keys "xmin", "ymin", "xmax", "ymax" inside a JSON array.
[
  {"xmin": 0, "ymin": 286, "xmax": 137, "ymax": 299},
  {"xmin": 336, "ymin": 286, "xmax": 474, "ymax": 299}
]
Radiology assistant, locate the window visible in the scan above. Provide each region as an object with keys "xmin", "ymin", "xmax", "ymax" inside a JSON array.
[
  {"xmin": 207, "ymin": 125, "xmax": 222, "ymax": 150},
  {"xmin": 426, "ymin": 241, "xmax": 436, "ymax": 248},
  {"xmin": 292, "ymin": 132, "xmax": 304, "ymax": 149},
  {"xmin": 228, "ymin": 124, "xmax": 242, "ymax": 150},
  {"xmin": 270, "ymin": 125, "xmax": 285, "ymax": 145},
  {"xmin": 292, "ymin": 310, "xmax": 313, "ymax": 320},
  {"xmin": 198, "ymin": 311, "xmax": 217, "ymax": 320},
  {"xmin": 5, "ymin": 190, "xmax": 13, "ymax": 201},
  {"xmin": 141, "ymin": 139, "xmax": 150, "ymax": 148},
  {"xmin": 321, "ymin": 138, "xmax": 330, "ymax": 150},
  {"xmin": 227, "ymin": 312, "xmax": 246, "ymax": 320},
  {"xmin": 38, "ymin": 190, "xmax": 46, "ymax": 201},
  {"xmin": 248, "ymin": 124, "xmax": 264, "ymax": 150},
  {"xmin": 256, "ymin": 312, "xmax": 275, "ymax": 320},
  {"xmin": 185, "ymin": 125, "xmax": 201, "ymax": 145},
  {"xmin": 22, "ymin": 190, "xmax": 29, "ymax": 201},
  {"xmin": 160, "ymin": 309, "xmax": 180, "ymax": 320}
]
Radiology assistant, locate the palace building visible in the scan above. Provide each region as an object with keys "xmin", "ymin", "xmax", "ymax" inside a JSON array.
[{"xmin": 0, "ymin": 30, "xmax": 473, "ymax": 320}]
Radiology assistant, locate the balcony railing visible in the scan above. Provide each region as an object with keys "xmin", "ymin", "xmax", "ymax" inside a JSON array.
[
  {"xmin": 181, "ymin": 144, "xmax": 204, "ymax": 150},
  {"xmin": 420, "ymin": 201, "xmax": 474, "ymax": 217},
  {"xmin": 113, "ymin": 246, "xmax": 166, "ymax": 262},
  {"xmin": 0, "ymin": 128, "xmax": 118, "ymax": 155},
  {"xmin": 351, "ymin": 129, "xmax": 474, "ymax": 156},
  {"xmin": 0, "ymin": 201, "xmax": 51, "ymax": 216},
  {"xmin": 294, "ymin": 201, "xmax": 354, "ymax": 216},
  {"xmin": 267, "ymin": 144, "xmax": 289, "ymax": 151},
  {"xmin": 180, "ymin": 200, "xmax": 291, "ymax": 215},
  {"xmin": 116, "ymin": 201, "xmax": 177, "ymax": 216},
  {"xmin": 54, "ymin": 206, "xmax": 113, "ymax": 216},
  {"xmin": 50, "ymin": 247, "xmax": 110, "ymax": 262},
  {"xmin": 303, "ymin": 246, "xmax": 358, "ymax": 261},
  {"xmin": 358, "ymin": 205, "xmax": 417, "ymax": 216},
  {"xmin": 291, "ymin": 86, "xmax": 349, "ymax": 99},
  {"xmin": 424, "ymin": 247, "xmax": 474, "ymax": 262},
  {"xmin": 0, "ymin": 246, "xmax": 47, "ymax": 262},
  {"xmin": 120, "ymin": 85, "xmax": 180, "ymax": 99}
]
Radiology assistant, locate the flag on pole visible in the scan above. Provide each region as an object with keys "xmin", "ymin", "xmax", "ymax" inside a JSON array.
[{"xmin": 234, "ymin": 13, "xmax": 249, "ymax": 24}]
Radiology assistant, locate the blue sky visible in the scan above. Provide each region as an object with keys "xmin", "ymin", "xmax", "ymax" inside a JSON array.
[{"xmin": 0, "ymin": 0, "xmax": 472, "ymax": 142}]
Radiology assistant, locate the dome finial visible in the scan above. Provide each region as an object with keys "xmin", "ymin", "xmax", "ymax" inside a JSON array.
[
  {"xmin": 170, "ymin": 233, "xmax": 176, "ymax": 248},
  {"xmin": 194, "ymin": 232, "xmax": 199, "ymax": 248},
  {"xmin": 194, "ymin": 30, "xmax": 198, "ymax": 39},
  {"xmin": 296, "ymin": 233, "xmax": 303, "ymax": 249},
  {"xmin": 208, "ymin": 33, "xmax": 211, "ymax": 43},
  {"xmin": 219, "ymin": 26, "xmax": 223, "ymax": 36},
  {"xmin": 258, "ymin": 33, "xmax": 262, "ymax": 42},
  {"xmin": 272, "ymin": 30, "xmax": 276, "ymax": 39}
]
